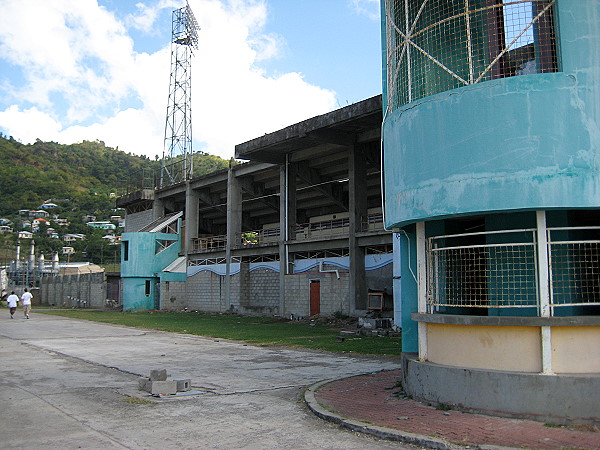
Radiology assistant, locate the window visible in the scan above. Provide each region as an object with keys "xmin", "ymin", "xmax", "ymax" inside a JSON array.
[
  {"xmin": 385, "ymin": 0, "xmax": 558, "ymax": 110},
  {"xmin": 123, "ymin": 241, "xmax": 129, "ymax": 261},
  {"xmin": 145, "ymin": 280, "xmax": 151, "ymax": 297}
]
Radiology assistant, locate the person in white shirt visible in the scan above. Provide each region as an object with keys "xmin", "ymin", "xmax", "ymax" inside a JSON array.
[
  {"xmin": 21, "ymin": 288, "xmax": 32, "ymax": 319},
  {"xmin": 6, "ymin": 291, "xmax": 18, "ymax": 318}
]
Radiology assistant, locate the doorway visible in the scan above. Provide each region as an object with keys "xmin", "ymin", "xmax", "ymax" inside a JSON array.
[{"xmin": 309, "ymin": 279, "xmax": 320, "ymax": 316}]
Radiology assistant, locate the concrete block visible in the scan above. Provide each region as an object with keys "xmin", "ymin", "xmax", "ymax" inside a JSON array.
[
  {"xmin": 150, "ymin": 369, "xmax": 168, "ymax": 381},
  {"xmin": 176, "ymin": 379, "xmax": 191, "ymax": 392},
  {"xmin": 138, "ymin": 378, "xmax": 151, "ymax": 392},
  {"xmin": 150, "ymin": 380, "xmax": 177, "ymax": 395}
]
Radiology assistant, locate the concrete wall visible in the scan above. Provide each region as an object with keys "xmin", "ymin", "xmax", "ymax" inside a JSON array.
[
  {"xmin": 163, "ymin": 264, "xmax": 352, "ymax": 318},
  {"xmin": 161, "ymin": 280, "xmax": 187, "ymax": 310},
  {"xmin": 41, "ymin": 272, "xmax": 106, "ymax": 308},
  {"xmin": 427, "ymin": 324, "xmax": 542, "ymax": 372},
  {"xmin": 185, "ymin": 269, "xmax": 230, "ymax": 312},
  {"xmin": 239, "ymin": 266, "xmax": 279, "ymax": 315},
  {"xmin": 402, "ymin": 354, "xmax": 600, "ymax": 425},
  {"xmin": 552, "ymin": 327, "xmax": 600, "ymax": 374},
  {"xmin": 284, "ymin": 270, "xmax": 350, "ymax": 318}
]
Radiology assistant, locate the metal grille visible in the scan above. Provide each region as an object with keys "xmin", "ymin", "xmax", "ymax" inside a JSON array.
[
  {"xmin": 428, "ymin": 232, "xmax": 538, "ymax": 310},
  {"xmin": 426, "ymin": 227, "xmax": 600, "ymax": 313},
  {"xmin": 549, "ymin": 228, "xmax": 600, "ymax": 308},
  {"xmin": 384, "ymin": 0, "xmax": 558, "ymax": 111}
]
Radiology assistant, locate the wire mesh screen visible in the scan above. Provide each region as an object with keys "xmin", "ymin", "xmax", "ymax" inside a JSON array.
[
  {"xmin": 550, "ymin": 241, "xmax": 600, "ymax": 307},
  {"xmin": 428, "ymin": 242, "xmax": 538, "ymax": 310},
  {"xmin": 384, "ymin": 0, "xmax": 558, "ymax": 111}
]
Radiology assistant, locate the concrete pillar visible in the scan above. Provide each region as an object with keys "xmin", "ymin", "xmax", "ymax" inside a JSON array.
[
  {"xmin": 153, "ymin": 197, "xmax": 165, "ymax": 221},
  {"xmin": 184, "ymin": 182, "xmax": 199, "ymax": 255},
  {"xmin": 225, "ymin": 168, "xmax": 242, "ymax": 311},
  {"xmin": 349, "ymin": 144, "xmax": 368, "ymax": 313},
  {"xmin": 279, "ymin": 160, "xmax": 297, "ymax": 316}
]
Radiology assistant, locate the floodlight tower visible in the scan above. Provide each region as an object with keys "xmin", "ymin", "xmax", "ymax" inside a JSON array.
[{"xmin": 161, "ymin": 1, "xmax": 199, "ymax": 187}]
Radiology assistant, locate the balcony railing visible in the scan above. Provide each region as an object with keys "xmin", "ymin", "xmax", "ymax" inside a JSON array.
[
  {"xmin": 190, "ymin": 215, "xmax": 387, "ymax": 252},
  {"xmin": 295, "ymin": 218, "xmax": 350, "ymax": 240},
  {"xmin": 192, "ymin": 235, "xmax": 226, "ymax": 252},
  {"xmin": 361, "ymin": 213, "xmax": 384, "ymax": 232}
]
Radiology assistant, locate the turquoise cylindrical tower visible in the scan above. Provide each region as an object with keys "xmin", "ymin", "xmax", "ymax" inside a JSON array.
[{"xmin": 383, "ymin": 1, "xmax": 600, "ymax": 228}]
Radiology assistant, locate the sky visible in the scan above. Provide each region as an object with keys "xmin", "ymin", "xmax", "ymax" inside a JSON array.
[{"xmin": 0, "ymin": 0, "xmax": 382, "ymax": 160}]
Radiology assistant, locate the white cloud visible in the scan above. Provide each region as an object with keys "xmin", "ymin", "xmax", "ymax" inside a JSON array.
[
  {"xmin": 0, "ymin": 106, "xmax": 62, "ymax": 141},
  {"xmin": 349, "ymin": 0, "xmax": 380, "ymax": 21},
  {"xmin": 127, "ymin": 0, "xmax": 180, "ymax": 32},
  {"xmin": 0, "ymin": 0, "xmax": 338, "ymax": 160}
]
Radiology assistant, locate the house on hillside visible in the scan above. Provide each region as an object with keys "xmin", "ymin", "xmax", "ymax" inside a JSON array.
[
  {"xmin": 381, "ymin": 0, "xmax": 599, "ymax": 424},
  {"xmin": 63, "ymin": 233, "xmax": 85, "ymax": 244},
  {"xmin": 87, "ymin": 221, "xmax": 116, "ymax": 230},
  {"xmin": 31, "ymin": 218, "xmax": 50, "ymax": 231}
]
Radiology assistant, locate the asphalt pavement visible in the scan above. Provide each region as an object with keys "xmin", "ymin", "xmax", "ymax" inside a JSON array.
[
  {"xmin": 0, "ymin": 311, "xmax": 405, "ymax": 449},
  {"xmin": 4, "ymin": 311, "xmax": 597, "ymax": 449}
]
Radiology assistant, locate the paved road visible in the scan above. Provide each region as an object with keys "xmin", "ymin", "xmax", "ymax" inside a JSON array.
[{"xmin": 0, "ymin": 313, "xmax": 409, "ymax": 449}]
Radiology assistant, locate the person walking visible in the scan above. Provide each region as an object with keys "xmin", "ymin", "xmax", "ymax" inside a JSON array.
[
  {"xmin": 21, "ymin": 288, "xmax": 32, "ymax": 319},
  {"xmin": 7, "ymin": 291, "xmax": 18, "ymax": 319}
]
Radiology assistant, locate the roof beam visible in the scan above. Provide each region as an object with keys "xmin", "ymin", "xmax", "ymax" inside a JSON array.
[
  {"xmin": 239, "ymin": 176, "xmax": 280, "ymax": 213},
  {"xmin": 296, "ymin": 161, "xmax": 348, "ymax": 211}
]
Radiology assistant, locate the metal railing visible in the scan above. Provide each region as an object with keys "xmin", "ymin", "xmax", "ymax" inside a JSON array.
[
  {"xmin": 295, "ymin": 218, "xmax": 350, "ymax": 240},
  {"xmin": 548, "ymin": 227, "xmax": 600, "ymax": 308},
  {"xmin": 361, "ymin": 213, "xmax": 384, "ymax": 232},
  {"xmin": 192, "ymin": 235, "xmax": 226, "ymax": 252},
  {"xmin": 426, "ymin": 227, "xmax": 600, "ymax": 314}
]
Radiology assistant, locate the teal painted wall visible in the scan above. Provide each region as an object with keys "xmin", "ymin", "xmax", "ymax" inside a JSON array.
[
  {"xmin": 122, "ymin": 278, "xmax": 156, "ymax": 311},
  {"xmin": 382, "ymin": 1, "xmax": 600, "ymax": 229},
  {"xmin": 382, "ymin": 1, "xmax": 600, "ymax": 349},
  {"xmin": 120, "ymin": 220, "xmax": 182, "ymax": 311},
  {"xmin": 393, "ymin": 227, "xmax": 419, "ymax": 353}
]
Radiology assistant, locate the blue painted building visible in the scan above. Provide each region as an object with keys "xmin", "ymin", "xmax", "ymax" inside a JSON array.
[
  {"xmin": 120, "ymin": 212, "xmax": 184, "ymax": 311},
  {"xmin": 382, "ymin": 0, "xmax": 600, "ymax": 424}
]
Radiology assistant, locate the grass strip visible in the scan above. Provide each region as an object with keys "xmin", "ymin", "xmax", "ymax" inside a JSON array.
[{"xmin": 38, "ymin": 310, "xmax": 401, "ymax": 356}]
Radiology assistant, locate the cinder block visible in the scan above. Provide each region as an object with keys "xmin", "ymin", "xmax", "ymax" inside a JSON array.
[
  {"xmin": 149, "ymin": 369, "xmax": 168, "ymax": 381},
  {"xmin": 138, "ymin": 378, "xmax": 151, "ymax": 392},
  {"xmin": 176, "ymin": 379, "xmax": 191, "ymax": 392},
  {"xmin": 150, "ymin": 380, "xmax": 177, "ymax": 395}
]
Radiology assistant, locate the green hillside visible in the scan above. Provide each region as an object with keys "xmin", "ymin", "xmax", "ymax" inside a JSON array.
[
  {"xmin": 0, "ymin": 135, "xmax": 231, "ymax": 264},
  {"xmin": 0, "ymin": 135, "xmax": 230, "ymax": 216}
]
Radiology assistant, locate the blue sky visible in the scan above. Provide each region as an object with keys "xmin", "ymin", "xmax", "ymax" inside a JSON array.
[{"xmin": 0, "ymin": 0, "xmax": 382, "ymax": 159}]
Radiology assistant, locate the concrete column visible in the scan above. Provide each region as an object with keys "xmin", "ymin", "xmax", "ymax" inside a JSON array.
[
  {"xmin": 225, "ymin": 168, "xmax": 242, "ymax": 311},
  {"xmin": 279, "ymin": 160, "xmax": 297, "ymax": 316},
  {"xmin": 153, "ymin": 197, "xmax": 165, "ymax": 221},
  {"xmin": 416, "ymin": 221, "xmax": 427, "ymax": 361},
  {"xmin": 184, "ymin": 182, "xmax": 199, "ymax": 255},
  {"xmin": 536, "ymin": 210, "xmax": 553, "ymax": 374},
  {"xmin": 349, "ymin": 144, "xmax": 367, "ymax": 314}
]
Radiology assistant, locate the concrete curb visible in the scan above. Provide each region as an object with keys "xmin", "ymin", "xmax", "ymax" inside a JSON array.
[{"xmin": 304, "ymin": 378, "xmax": 515, "ymax": 450}]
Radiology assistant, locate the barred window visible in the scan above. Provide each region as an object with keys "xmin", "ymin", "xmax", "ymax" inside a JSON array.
[{"xmin": 384, "ymin": 0, "xmax": 558, "ymax": 111}]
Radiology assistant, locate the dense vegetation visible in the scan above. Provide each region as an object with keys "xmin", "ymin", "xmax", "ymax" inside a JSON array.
[{"xmin": 0, "ymin": 135, "xmax": 231, "ymax": 264}]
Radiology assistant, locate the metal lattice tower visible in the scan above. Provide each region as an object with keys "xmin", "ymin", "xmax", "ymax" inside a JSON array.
[{"xmin": 161, "ymin": 1, "xmax": 199, "ymax": 187}]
